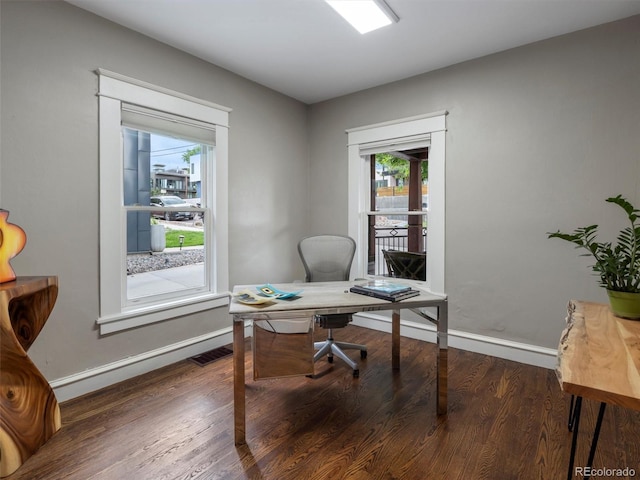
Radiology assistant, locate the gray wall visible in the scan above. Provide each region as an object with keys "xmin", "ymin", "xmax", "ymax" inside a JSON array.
[
  {"xmin": 0, "ymin": 1, "xmax": 308, "ymax": 381},
  {"xmin": 307, "ymin": 15, "xmax": 640, "ymax": 348}
]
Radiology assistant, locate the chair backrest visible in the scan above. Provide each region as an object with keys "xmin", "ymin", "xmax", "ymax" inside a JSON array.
[
  {"xmin": 382, "ymin": 249, "xmax": 426, "ymax": 280},
  {"xmin": 298, "ymin": 235, "xmax": 356, "ymax": 282}
]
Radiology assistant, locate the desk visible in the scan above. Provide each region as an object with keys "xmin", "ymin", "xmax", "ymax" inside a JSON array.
[
  {"xmin": 229, "ymin": 281, "xmax": 448, "ymax": 445},
  {"xmin": 0, "ymin": 276, "xmax": 60, "ymax": 477},
  {"xmin": 556, "ymin": 300, "xmax": 640, "ymax": 479}
]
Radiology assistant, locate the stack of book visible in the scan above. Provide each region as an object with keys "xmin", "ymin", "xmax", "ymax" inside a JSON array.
[{"xmin": 349, "ymin": 280, "xmax": 420, "ymax": 302}]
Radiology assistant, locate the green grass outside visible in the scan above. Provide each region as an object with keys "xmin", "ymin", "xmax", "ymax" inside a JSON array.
[{"xmin": 165, "ymin": 230, "xmax": 204, "ymax": 248}]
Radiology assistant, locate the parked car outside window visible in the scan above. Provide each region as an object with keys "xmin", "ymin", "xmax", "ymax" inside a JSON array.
[{"xmin": 150, "ymin": 195, "xmax": 195, "ymax": 221}]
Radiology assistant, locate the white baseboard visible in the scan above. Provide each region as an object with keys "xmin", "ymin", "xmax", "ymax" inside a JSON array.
[
  {"xmin": 50, "ymin": 323, "xmax": 252, "ymax": 402},
  {"xmin": 51, "ymin": 315, "xmax": 556, "ymax": 403},
  {"xmin": 351, "ymin": 313, "xmax": 557, "ymax": 370}
]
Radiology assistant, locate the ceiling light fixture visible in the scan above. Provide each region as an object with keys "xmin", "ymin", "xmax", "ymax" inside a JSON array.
[{"xmin": 326, "ymin": 0, "xmax": 399, "ymax": 34}]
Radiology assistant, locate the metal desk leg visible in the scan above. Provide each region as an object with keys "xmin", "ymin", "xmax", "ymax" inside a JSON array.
[
  {"xmin": 567, "ymin": 396, "xmax": 583, "ymax": 480},
  {"xmin": 392, "ymin": 309, "xmax": 400, "ymax": 370},
  {"xmin": 233, "ymin": 317, "xmax": 246, "ymax": 445},
  {"xmin": 437, "ymin": 301, "xmax": 448, "ymax": 415}
]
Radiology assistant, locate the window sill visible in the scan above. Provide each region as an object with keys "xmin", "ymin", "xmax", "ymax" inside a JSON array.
[{"xmin": 97, "ymin": 292, "xmax": 230, "ymax": 335}]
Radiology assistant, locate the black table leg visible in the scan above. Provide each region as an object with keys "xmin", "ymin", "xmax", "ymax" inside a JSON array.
[
  {"xmin": 568, "ymin": 394, "xmax": 576, "ymax": 431},
  {"xmin": 567, "ymin": 396, "xmax": 583, "ymax": 480},
  {"xmin": 566, "ymin": 398, "xmax": 608, "ymax": 480},
  {"xmin": 584, "ymin": 402, "xmax": 607, "ymax": 479}
]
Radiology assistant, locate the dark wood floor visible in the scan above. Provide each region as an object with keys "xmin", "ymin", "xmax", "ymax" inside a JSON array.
[{"xmin": 9, "ymin": 326, "xmax": 640, "ymax": 479}]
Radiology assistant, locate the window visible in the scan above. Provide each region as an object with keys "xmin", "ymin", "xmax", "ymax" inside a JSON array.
[
  {"xmin": 96, "ymin": 69, "xmax": 230, "ymax": 334},
  {"xmin": 347, "ymin": 112, "xmax": 446, "ymax": 294}
]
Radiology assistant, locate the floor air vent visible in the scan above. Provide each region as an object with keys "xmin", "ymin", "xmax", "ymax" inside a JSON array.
[{"xmin": 189, "ymin": 346, "xmax": 233, "ymax": 366}]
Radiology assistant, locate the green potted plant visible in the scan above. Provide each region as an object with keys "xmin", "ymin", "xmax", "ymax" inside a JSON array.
[{"xmin": 548, "ymin": 195, "xmax": 640, "ymax": 319}]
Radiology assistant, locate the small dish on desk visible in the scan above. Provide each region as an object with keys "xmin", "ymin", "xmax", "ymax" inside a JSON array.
[{"xmin": 233, "ymin": 289, "xmax": 275, "ymax": 305}]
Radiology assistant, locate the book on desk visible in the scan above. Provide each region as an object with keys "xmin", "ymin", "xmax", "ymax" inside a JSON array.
[{"xmin": 350, "ymin": 280, "xmax": 420, "ymax": 302}]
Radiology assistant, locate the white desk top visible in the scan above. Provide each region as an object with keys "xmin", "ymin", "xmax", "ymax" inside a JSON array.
[{"xmin": 229, "ymin": 280, "xmax": 446, "ymax": 318}]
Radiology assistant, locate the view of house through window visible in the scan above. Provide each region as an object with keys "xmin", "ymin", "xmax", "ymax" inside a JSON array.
[
  {"xmin": 123, "ymin": 127, "xmax": 211, "ymax": 302},
  {"xmin": 368, "ymin": 149, "xmax": 428, "ymax": 280}
]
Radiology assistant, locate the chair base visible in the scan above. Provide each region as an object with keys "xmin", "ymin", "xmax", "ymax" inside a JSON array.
[{"xmin": 313, "ymin": 329, "xmax": 367, "ymax": 378}]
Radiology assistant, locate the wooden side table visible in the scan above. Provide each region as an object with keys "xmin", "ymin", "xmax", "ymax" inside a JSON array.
[
  {"xmin": 0, "ymin": 276, "xmax": 60, "ymax": 477},
  {"xmin": 557, "ymin": 300, "xmax": 640, "ymax": 479}
]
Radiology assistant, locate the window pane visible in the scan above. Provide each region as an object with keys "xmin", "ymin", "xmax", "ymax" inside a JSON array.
[
  {"xmin": 126, "ymin": 210, "xmax": 206, "ymax": 300},
  {"xmin": 368, "ymin": 152, "xmax": 428, "ymax": 279},
  {"xmin": 367, "ymin": 215, "xmax": 427, "ymax": 277},
  {"xmin": 372, "ymin": 153, "xmax": 428, "ymax": 212},
  {"xmin": 123, "ymin": 126, "xmax": 211, "ymax": 302}
]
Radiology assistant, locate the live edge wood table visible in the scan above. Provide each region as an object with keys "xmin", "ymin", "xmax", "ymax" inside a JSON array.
[
  {"xmin": 556, "ymin": 300, "xmax": 640, "ymax": 480},
  {"xmin": 0, "ymin": 276, "xmax": 60, "ymax": 477},
  {"xmin": 229, "ymin": 280, "xmax": 448, "ymax": 445}
]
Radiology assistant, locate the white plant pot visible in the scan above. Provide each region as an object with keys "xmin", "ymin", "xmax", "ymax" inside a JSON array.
[{"xmin": 150, "ymin": 224, "xmax": 166, "ymax": 252}]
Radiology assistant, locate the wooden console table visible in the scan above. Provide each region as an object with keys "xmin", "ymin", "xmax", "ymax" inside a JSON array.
[
  {"xmin": 556, "ymin": 300, "xmax": 640, "ymax": 479},
  {"xmin": 0, "ymin": 276, "xmax": 60, "ymax": 477}
]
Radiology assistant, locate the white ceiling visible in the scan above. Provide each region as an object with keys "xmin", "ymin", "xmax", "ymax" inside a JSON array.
[{"xmin": 66, "ymin": 0, "xmax": 640, "ymax": 104}]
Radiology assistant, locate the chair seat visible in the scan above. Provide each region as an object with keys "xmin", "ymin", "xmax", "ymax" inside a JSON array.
[{"xmin": 315, "ymin": 313, "xmax": 351, "ymax": 329}]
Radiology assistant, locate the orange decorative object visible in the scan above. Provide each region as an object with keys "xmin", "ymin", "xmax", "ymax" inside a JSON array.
[{"xmin": 0, "ymin": 210, "xmax": 27, "ymax": 283}]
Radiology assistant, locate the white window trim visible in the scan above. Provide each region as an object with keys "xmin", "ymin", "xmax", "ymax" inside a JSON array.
[
  {"xmin": 96, "ymin": 69, "xmax": 231, "ymax": 334},
  {"xmin": 347, "ymin": 111, "xmax": 446, "ymax": 295}
]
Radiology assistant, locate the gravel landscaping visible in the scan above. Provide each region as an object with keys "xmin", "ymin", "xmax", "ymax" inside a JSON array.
[{"xmin": 127, "ymin": 249, "xmax": 204, "ymax": 275}]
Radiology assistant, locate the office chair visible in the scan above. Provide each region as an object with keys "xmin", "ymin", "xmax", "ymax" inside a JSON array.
[{"xmin": 298, "ymin": 235, "xmax": 367, "ymax": 377}]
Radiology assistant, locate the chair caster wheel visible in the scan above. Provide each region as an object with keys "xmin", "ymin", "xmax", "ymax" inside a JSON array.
[
  {"xmin": 328, "ymin": 356, "xmax": 334, "ymax": 363},
  {"xmin": 361, "ymin": 350, "xmax": 367, "ymax": 359},
  {"xmin": 353, "ymin": 369, "xmax": 359, "ymax": 378}
]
